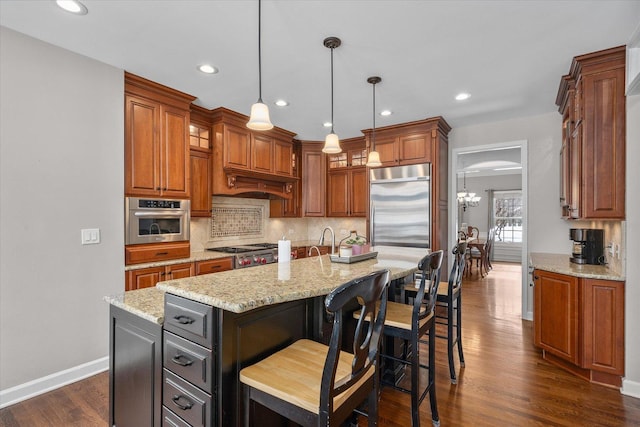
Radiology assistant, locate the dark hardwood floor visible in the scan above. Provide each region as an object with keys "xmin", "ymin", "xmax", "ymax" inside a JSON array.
[{"xmin": 1, "ymin": 262, "xmax": 638, "ymax": 426}]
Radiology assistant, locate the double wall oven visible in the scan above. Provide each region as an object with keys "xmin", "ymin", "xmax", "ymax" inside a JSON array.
[{"xmin": 125, "ymin": 197, "xmax": 190, "ymax": 245}]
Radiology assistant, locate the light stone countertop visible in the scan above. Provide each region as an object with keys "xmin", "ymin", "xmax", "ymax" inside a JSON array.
[
  {"xmin": 156, "ymin": 246, "xmax": 428, "ymax": 313},
  {"xmin": 104, "ymin": 287, "xmax": 165, "ymax": 324},
  {"xmin": 529, "ymin": 252, "xmax": 625, "ymax": 281}
]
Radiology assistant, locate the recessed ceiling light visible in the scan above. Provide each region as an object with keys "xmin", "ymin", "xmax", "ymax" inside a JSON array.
[
  {"xmin": 198, "ymin": 64, "xmax": 218, "ymax": 74},
  {"xmin": 56, "ymin": 0, "xmax": 88, "ymax": 15},
  {"xmin": 323, "ymin": 122, "xmax": 332, "ymax": 128},
  {"xmin": 274, "ymin": 99, "xmax": 289, "ymax": 107},
  {"xmin": 455, "ymin": 93, "xmax": 471, "ymax": 101},
  {"xmin": 380, "ymin": 110, "xmax": 392, "ymax": 116}
]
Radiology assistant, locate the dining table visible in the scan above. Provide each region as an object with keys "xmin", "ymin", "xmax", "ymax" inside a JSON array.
[{"xmin": 464, "ymin": 237, "xmax": 489, "ymax": 277}]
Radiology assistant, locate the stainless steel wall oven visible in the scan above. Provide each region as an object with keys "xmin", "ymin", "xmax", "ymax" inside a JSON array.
[{"xmin": 125, "ymin": 197, "xmax": 190, "ymax": 245}]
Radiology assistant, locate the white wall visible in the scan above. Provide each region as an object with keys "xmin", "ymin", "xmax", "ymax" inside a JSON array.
[
  {"xmin": 623, "ymin": 93, "xmax": 640, "ymax": 397},
  {"xmin": 0, "ymin": 27, "xmax": 123, "ymax": 402}
]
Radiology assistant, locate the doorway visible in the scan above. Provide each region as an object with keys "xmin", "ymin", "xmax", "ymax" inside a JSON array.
[{"xmin": 450, "ymin": 140, "xmax": 531, "ymax": 320}]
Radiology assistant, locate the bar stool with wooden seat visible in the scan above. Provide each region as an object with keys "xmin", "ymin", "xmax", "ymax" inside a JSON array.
[
  {"xmin": 239, "ymin": 269, "xmax": 390, "ymax": 427},
  {"xmin": 360, "ymin": 250, "xmax": 444, "ymax": 427},
  {"xmin": 435, "ymin": 241, "xmax": 468, "ymax": 384}
]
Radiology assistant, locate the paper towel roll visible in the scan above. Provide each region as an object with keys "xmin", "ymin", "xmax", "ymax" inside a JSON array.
[
  {"xmin": 278, "ymin": 261, "xmax": 291, "ymax": 281},
  {"xmin": 278, "ymin": 238, "xmax": 291, "ymax": 263}
]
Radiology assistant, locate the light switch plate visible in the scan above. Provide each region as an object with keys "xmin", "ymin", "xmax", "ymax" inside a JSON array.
[{"xmin": 81, "ymin": 228, "xmax": 101, "ymax": 245}]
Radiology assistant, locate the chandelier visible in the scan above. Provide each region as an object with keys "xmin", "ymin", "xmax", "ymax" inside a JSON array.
[{"xmin": 457, "ymin": 172, "xmax": 481, "ymax": 211}]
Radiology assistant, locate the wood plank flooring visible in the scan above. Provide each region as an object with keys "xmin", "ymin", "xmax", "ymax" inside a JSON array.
[{"xmin": 1, "ymin": 262, "xmax": 639, "ymax": 426}]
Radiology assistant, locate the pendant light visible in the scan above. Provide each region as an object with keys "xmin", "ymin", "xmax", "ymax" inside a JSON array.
[
  {"xmin": 247, "ymin": 0, "xmax": 274, "ymax": 131},
  {"xmin": 322, "ymin": 37, "xmax": 342, "ymax": 154},
  {"xmin": 366, "ymin": 76, "xmax": 382, "ymax": 167}
]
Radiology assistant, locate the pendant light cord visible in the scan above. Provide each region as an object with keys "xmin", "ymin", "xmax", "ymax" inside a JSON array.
[
  {"xmin": 372, "ymin": 81, "xmax": 376, "ymax": 150},
  {"xmin": 330, "ymin": 45, "xmax": 335, "ymax": 134},
  {"xmin": 257, "ymin": 0, "xmax": 263, "ymax": 103}
]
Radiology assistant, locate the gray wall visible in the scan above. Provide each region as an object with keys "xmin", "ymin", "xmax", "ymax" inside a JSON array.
[{"xmin": 0, "ymin": 28, "xmax": 124, "ymax": 391}]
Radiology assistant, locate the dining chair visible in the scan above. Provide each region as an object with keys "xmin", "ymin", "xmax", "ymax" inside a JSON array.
[
  {"xmin": 359, "ymin": 250, "xmax": 444, "ymax": 427},
  {"xmin": 435, "ymin": 241, "xmax": 468, "ymax": 384},
  {"xmin": 239, "ymin": 269, "xmax": 390, "ymax": 427}
]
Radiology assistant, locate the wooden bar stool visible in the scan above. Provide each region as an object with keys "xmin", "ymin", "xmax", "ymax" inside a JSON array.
[
  {"xmin": 239, "ymin": 269, "xmax": 390, "ymax": 427},
  {"xmin": 435, "ymin": 241, "xmax": 468, "ymax": 384},
  {"xmin": 359, "ymin": 250, "xmax": 444, "ymax": 427}
]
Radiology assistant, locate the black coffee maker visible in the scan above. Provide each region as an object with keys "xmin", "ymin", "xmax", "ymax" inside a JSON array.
[{"xmin": 569, "ymin": 228, "xmax": 604, "ymax": 265}]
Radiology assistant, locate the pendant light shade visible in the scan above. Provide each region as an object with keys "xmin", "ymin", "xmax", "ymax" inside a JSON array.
[
  {"xmin": 322, "ymin": 37, "xmax": 341, "ymax": 154},
  {"xmin": 323, "ymin": 132, "xmax": 341, "ymax": 154},
  {"xmin": 247, "ymin": 0, "xmax": 273, "ymax": 130},
  {"xmin": 247, "ymin": 101, "xmax": 273, "ymax": 130},
  {"xmin": 366, "ymin": 76, "xmax": 382, "ymax": 167}
]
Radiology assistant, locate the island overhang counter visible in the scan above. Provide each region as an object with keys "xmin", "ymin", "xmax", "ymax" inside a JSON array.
[{"xmin": 110, "ymin": 249, "xmax": 426, "ymax": 427}]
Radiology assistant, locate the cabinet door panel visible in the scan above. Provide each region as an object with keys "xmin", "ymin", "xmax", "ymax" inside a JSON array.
[
  {"xmin": 374, "ymin": 137, "xmax": 397, "ymax": 166},
  {"xmin": 534, "ymin": 270, "xmax": 578, "ymax": 363},
  {"xmin": 161, "ymin": 106, "xmax": 190, "ymax": 197},
  {"xmin": 581, "ymin": 279, "xmax": 624, "ymax": 374},
  {"xmin": 127, "ymin": 267, "xmax": 164, "ymax": 291},
  {"xmin": 582, "ymin": 68, "xmax": 625, "ymax": 218},
  {"xmin": 327, "ymin": 171, "xmax": 349, "ymax": 217},
  {"xmin": 273, "ymin": 139, "xmax": 293, "ymax": 176},
  {"xmin": 301, "ymin": 147, "xmax": 325, "ymax": 217},
  {"xmin": 350, "ymin": 169, "xmax": 367, "ymax": 217},
  {"xmin": 190, "ymin": 150, "xmax": 211, "ymax": 217},
  {"xmin": 251, "ymin": 134, "xmax": 274, "ymax": 174},
  {"xmin": 399, "ymin": 133, "xmax": 431, "ymax": 164},
  {"xmin": 224, "ymin": 125, "xmax": 251, "ymax": 170},
  {"xmin": 168, "ymin": 262, "xmax": 194, "ymax": 280},
  {"xmin": 126, "ymin": 96, "xmax": 159, "ymax": 195}
]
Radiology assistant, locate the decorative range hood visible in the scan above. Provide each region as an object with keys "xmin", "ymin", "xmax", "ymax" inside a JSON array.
[{"xmin": 210, "ymin": 108, "xmax": 298, "ymax": 200}]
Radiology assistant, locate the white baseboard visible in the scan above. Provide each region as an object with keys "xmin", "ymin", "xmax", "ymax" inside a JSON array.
[
  {"xmin": 0, "ymin": 356, "xmax": 109, "ymax": 409},
  {"xmin": 622, "ymin": 378, "xmax": 640, "ymax": 399}
]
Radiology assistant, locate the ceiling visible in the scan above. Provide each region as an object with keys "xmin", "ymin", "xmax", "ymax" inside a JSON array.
[{"xmin": 1, "ymin": 1, "xmax": 639, "ymax": 141}]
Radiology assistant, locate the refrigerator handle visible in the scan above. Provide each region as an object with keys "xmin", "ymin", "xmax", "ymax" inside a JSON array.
[{"xmin": 370, "ymin": 205, "xmax": 375, "ymax": 245}]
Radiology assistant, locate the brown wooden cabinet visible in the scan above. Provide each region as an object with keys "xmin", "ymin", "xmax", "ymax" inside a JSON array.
[
  {"xmin": 326, "ymin": 138, "xmax": 367, "ymax": 217},
  {"xmin": 195, "ymin": 257, "xmax": 233, "ymax": 275},
  {"xmin": 126, "ymin": 262, "xmax": 194, "ymax": 291},
  {"xmin": 125, "ymin": 241, "xmax": 191, "ymax": 266},
  {"xmin": 556, "ymin": 46, "xmax": 626, "ymax": 220},
  {"xmin": 270, "ymin": 142, "xmax": 301, "ymax": 218},
  {"xmin": 533, "ymin": 269, "xmax": 625, "ymax": 387},
  {"xmin": 300, "ymin": 141, "xmax": 326, "ymax": 217},
  {"xmin": 189, "ymin": 108, "xmax": 213, "ymax": 218},
  {"xmin": 125, "ymin": 73, "xmax": 195, "ymax": 198},
  {"xmin": 211, "ymin": 108, "xmax": 297, "ymax": 199}
]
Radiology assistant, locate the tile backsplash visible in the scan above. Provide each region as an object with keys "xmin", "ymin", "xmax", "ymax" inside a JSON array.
[{"xmin": 189, "ymin": 196, "xmax": 367, "ymax": 251}]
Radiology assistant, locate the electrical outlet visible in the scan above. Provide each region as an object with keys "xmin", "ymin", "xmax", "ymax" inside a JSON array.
[
  {"xmin": 607, "ymin": 242, "xmax": 615, "ymax": 256},
  {"xmin": 288, "ymin": 228, "xmax": 295, "ymax": 235},
  {"xmin": 613, "ymin": 243, "xmax": 620, "ymax": 259}
]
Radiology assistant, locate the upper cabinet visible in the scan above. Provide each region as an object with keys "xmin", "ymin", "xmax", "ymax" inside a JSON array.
[
  {"xmin": 189, "ymin": 105, "xmax": 213, "ymax": 217},
  {"xmin": 556, "ymin": 46, "xmax": 626, "ymax": 220},
  {"xmin": 125, "ymin": 72, "xmax": 196, "ymax": 198},
  {"xmin": 326, "ymin": 137, "xmax": 367, "ymax": 217},
  {"xmin": 300, "ymin": 142, "xmax": 326, "ymax": 217},
  {"xmin": 211, "ymin": 108, "xmax": 297, "ymax": 199}
]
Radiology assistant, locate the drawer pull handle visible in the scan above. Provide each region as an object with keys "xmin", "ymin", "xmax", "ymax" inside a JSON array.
[
  {"xmin": 171, "ymin": 354, "xmax": 193, "ymax": 367},
  {"xmin": 173, "ymin": 315, "xmax": 195, "ymax": 325},
  {"xmin": 172, "ymin": 395, "xmax": 194, "ymax": 411},
  {"xmin": 156, "ymin": 252, "xmax": 169, "ymax": 256}
]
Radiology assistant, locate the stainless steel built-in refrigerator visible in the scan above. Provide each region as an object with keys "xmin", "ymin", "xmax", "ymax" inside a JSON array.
[{"xmin": 369, "ymin": 163, "xmax": 431, "ymax": 248}]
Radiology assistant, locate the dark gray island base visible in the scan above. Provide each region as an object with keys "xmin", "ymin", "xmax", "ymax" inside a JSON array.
[{"xmin": 109, "ymin": 250, "xmax": 425, "ymax": 427}]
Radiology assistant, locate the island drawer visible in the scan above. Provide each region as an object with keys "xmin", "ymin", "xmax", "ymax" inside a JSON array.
[
  {"xmin": 165, "ymin": 294, "xmax": 216, "ymax": 349},
  {"xmin": 162, "ymin": 406, "xmax": 191, "ymax": 427},
  {"xmin": 163, "ymin": 369, "xmax": 214, "ymax": 427},
  {"xmin": 164, "ymin": 331, "xmax": 214, "ymax": 394}
]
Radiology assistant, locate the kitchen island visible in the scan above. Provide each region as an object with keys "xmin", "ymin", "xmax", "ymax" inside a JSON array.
[{"xmin": 109, "ymin": 247, "xmax": 427, "ymax": 427}]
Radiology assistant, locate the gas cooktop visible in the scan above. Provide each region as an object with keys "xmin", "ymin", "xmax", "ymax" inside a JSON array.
[{"xmin": 206, "ymin": 243, "xmax": 278, "ymax": 254}]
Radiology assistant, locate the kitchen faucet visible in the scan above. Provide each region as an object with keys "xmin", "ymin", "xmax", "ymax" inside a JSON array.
[
  {"xmin": 308, "ymin": 246, "xmax": 321, "ymax": 257},
  {"xmin": 319, "ymin": 226, "xmax": 336, "ymax": 255}
]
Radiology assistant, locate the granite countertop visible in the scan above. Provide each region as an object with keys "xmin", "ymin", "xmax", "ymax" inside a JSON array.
[
  {"xmin": 156, "ymin": 246, "xmax": 428, "ymax": 313},
  {"xmin": 529, "ymin": 252, "xmax": 625, "ymax": 281},
  {"xmin": 104, "ymin": 287, "xmax": 165, "ymax": 324}
]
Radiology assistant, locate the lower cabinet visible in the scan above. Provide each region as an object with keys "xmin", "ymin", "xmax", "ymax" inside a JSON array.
[
  {"xmin": 126, "ymin": 262, "xmax": 194, "ymax": 291},
  {"xmin": 109, "ymin": 304, "xmax": 162, "ymax": 427},
  {"xmin": 195, "ymin": 257, "xmax": 233, "ymax": 275},
  {"xmin": 533, "ymin": 269, "xmax": 624, "ymax": 387}
]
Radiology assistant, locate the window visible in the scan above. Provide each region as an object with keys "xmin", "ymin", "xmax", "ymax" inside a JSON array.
[{"xmin": 492, "ymin": 190, "xmax": 522, "ymax": 243}]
